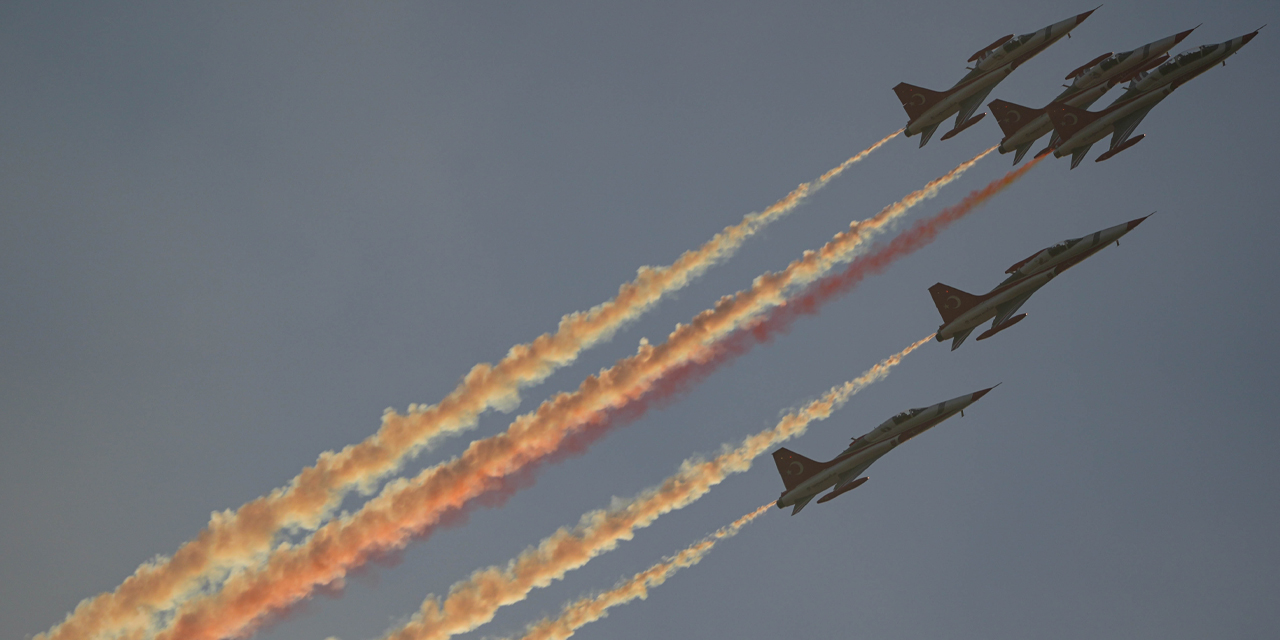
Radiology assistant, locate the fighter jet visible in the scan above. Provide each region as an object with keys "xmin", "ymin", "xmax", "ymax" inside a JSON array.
[
  {"xmin": 773, "ymin": 388, "xmax": 995, "ymax": 515},
  {"xmin": 1044, "ymin": 29, "xmax": 1260, "ymax": 168},
  {"xmin": 893, "ymin": 9, "xmax": 1095, "ymax": 148},
  {"xmin": 931, "ymin": 215, "xmax": 1149, "ymax": 350},
  {"xmin": 987, "ymin": 28, "xmax": 1195, "ymax": 164}
]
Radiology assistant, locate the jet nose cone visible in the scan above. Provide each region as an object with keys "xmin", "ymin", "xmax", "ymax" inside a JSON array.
[
  {"xmin": 1077, "ymin": 7, "xmax": 1099, "ymax": 23},
  {"xmin": 1127, "ymin": 213, "xmax": 1154, "ymax": 230},
  {"xmin": 1174, "ymin": 26, "xmax": 1198, "ymax": 44},
  {"xmin": 970, "ymin": 384, "xmax": 1001, "ymax": 402},
  {"xmin": 1242, "ymin": 30, "xmax": 1259, "ymax": 45}
]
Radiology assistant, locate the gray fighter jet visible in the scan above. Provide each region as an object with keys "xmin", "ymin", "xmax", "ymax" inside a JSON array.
[{"xmin": 773, "ymin": 388, "xmax": 995, "ymax": 515}]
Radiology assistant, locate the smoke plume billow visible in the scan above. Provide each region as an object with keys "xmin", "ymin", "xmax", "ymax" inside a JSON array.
[
  {"xmin": 147, "ymin": 151, "xmax": 991, "ymax": 640},
  {"xmin": 34, "ymin": 131, "xmax": 899, "ymax": 640},
  {"xmin": 509, "ymin": 504, "xmax": 774, "ymax": 640},
  {"xmin": 369, "ymin": 337, "xmax": 929, "ymax": 640}
]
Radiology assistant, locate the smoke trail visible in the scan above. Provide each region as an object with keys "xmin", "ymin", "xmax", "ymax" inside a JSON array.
[
  {"xmin": 510, "ymin": 503, "xmax": 773, "ymax": 640},
  {"xmin": 373, "ymin": 337, "xmax": 928, "ymax": 640},
  {"xmin": 760, "ymin": 154, "xmax": 1048, "ymax": 334},
  {"xmin": 34, "ymin": 131, "xmax": 899, "ymax": 640},
  {"xmin": 147, "ymin": 151, "xmax": 988, "ymax": 640}
]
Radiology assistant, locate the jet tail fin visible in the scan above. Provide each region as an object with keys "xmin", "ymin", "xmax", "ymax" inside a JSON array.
[
  {"xmin": 772, "ymin": 448, "xmax": 833, "ymax": 492},
  {"xmin": 988, "ymin": 99, "xmax": 1045, "ymax": 138},
  {"xmin": 1044, "ymin": 101, "xmax": 1104, "ymax": 142},
  {"xmin": 928, "ymin": 283, "xmax": 986, "ymax": 325},
  {"xmin": 893, "ymin": 82, "xmax": 950, "ymax": 121}
]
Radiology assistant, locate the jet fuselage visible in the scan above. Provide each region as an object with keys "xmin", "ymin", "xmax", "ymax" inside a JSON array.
[
  {"xmin": 1051, "ymin": 83, "xmax": 1175, "ymax": 160},
  {"xmin": 936, "ymin": 217, "xmax": 1146, "ymax": 343},
  {"xmin": 903, "ymin": 11, "xmax": 1092, "ymax": 138},
  {"xmin": 1109, "ymin": 31, "xmax": 1259, "ymax": 107},
  {"xmin": 904, "ymin": 67, "xmax": 1014, "ymax": 138},
  {"xmin": 775, "ymin": 389, "xmax": 993, "ymax": 512}
]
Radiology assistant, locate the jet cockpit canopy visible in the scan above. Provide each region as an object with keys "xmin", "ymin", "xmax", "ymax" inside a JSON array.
[
  {"xmin": 891, "ymin": 407, "xmax": 925, "ymax": 425},
  {"xmin": 1005, "ymin": 32, "xmax": 1034, "ymax": 52},
  {"xmin": 1046, "ymin": 237, "xmax": 1083, "ymax": 257}
]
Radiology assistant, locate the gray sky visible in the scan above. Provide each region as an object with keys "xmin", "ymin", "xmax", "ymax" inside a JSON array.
[{"xmin": 4, "ymin": 2, "xmax": 1277, "ymax": 639}]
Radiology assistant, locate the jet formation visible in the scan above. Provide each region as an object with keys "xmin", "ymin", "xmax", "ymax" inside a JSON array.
[
  {"xmin": 770, "ymin": 215, "xmax": 1147, "ymax": 514},
  {"xmin": 891, "ymin": 10, "xmax": 1260, "ymax": 166},
  {"xmin": 989, "ymin": 28, "xmax": 1195, "ymax": 164},
  {"xmin": 1041, "ymin": 29, "xmax": 1260, "ymax": 167},
  {"xmin": 774, "ymin": 11, "xmax": 1259, "ymax": 515}
]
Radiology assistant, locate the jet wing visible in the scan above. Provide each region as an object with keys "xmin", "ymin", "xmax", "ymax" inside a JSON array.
[
  {"xmin": 954, "ymin": 86, "xmax": 995, "ymax": 128},
  {"xmin": 992, "ymin": 290, "xmax": 1038, "ymax": 328},
  {"xmin": 790, "ymin": 495, "xmax": 815, "ymax": 516},
  {"xmin": 1108, "ymin": 104, "xmax": 1156, "ymax": 150},
  {"xmin": 833, "ymin": 455, "xmax": 887, "ymax": 489}
]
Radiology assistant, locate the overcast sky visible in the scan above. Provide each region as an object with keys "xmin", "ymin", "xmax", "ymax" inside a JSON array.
[{"xmin": 4, "ymin": 2, "xmax": 1277, "ymax": 639}]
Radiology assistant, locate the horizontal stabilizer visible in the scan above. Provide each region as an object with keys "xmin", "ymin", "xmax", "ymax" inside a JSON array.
[
  {"xmin": 791, "ymin": 495, "xmax": 814, "ymax": 516},
  {"xmin": 918, "ymin": 122, "xmax": 941, "ymax": 148},
  {"xmin": 988, "ymin": 99, "xmax": 1045, "ymax": 138},
  {"xmin": 950, "ymin": 328, "xmax": 974, "ymax": 351},
  {"xmin": 1069, "ymin": 143, "xmax": 1094, "ymax": 169},
  {"xmin": 1012, "ymin": 143, "xmax": 1033, "ymax": 165}
]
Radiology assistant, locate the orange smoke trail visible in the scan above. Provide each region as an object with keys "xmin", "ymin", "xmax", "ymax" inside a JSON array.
[
  {"xmin": 371, "ymin": 337, "xmax": 928, "ymax": 640},
  {"xmin": 34, "ymin": 132, "xmax": 898, "ymax": 640},
  {"xmin": 510, "ymin": 504, "xmax": 773, "ymax": 640},
  {"xmin": 147, "ymin": 150, "xmax": 987, "ymax": 640}
]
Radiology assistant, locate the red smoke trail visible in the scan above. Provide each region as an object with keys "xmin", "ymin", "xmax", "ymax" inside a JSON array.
[
  {"xmin": 755, "ymin": 155, "xmax": 1047, "ymax": 333},
  {"xmin": 555, "ymin": 157, "xmax": 1045, "ymax": 462},
  {"xmin": 354, "ymin": 156, "xmax": 1043, "ymax": 622}
]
